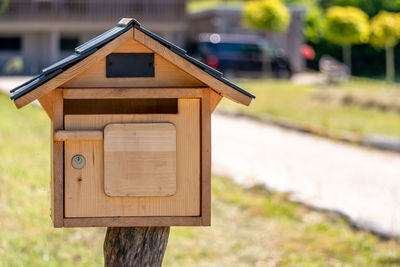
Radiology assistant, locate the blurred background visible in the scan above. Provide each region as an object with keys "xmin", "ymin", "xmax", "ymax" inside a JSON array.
[
  {"xmin": 0, "ymin": 0, "xmax": 303, "ymax": 76},
  {"xmin": 1, "ymin": 0, "xmax": 400, "ymax": 266}
]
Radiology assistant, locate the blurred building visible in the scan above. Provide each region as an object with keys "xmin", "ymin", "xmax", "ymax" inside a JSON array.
[
  {"xmin": 188, "ymin": 7, "xmax": 306, "ymax": 73},
  {"xmin": 0, "ymin": 0, "xmax": 186, "ymax": 75}
]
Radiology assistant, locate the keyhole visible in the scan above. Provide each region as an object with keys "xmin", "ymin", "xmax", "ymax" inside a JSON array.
[{"xmin": 72, "ymin": 154, "xmax": 86, "ymax": 169}]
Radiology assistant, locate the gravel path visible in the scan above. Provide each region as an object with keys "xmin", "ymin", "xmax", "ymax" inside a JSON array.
[{"xmin": 212, "ymin": 113, "xmax": 400, "ymax": 237}]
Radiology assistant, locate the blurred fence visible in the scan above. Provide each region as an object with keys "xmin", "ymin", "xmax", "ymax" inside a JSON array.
[{"xmin": 0, "ymin": 0, "xmax": 185, "ymax": 21}]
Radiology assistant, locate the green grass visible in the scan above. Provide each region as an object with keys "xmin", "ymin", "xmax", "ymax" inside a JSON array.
[
  {"xmin": 187, "ymin": 0, "xmax": 310, "ymax": 13},
  {"xmin": 220, "ymin": 78, "xmax": 400, "ymax": 137},
  {"xmin": 188, "ymin": 0, "xmax": 245, "ymax": 13},
  {"xmin": 0, "ymin": 92, "xmax": 400, "ymax": 266}
]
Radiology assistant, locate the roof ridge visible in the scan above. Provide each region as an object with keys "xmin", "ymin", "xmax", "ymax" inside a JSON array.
[{"xmin": 10, "ymin": 18, "xmax": 255, "ymax": 101}]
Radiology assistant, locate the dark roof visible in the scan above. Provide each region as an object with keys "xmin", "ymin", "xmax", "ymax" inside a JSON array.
[{"xmin": 10, "ymin": 19, "xmax": 255, "ymax": 101}]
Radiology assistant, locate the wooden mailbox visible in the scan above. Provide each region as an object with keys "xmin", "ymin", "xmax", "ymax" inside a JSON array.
[{"xmin": 10, "ymin": 18, "xmax": 254, "ymax": 228}]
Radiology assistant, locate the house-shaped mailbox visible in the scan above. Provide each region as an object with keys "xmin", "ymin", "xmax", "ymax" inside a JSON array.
[{"xmin": 10, "ymin": 18, "xmax": 254, "ymax": 228}]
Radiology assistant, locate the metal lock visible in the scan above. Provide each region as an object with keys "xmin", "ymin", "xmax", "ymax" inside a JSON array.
[{"xmin": 72, "ymin": 154, "xmax": 86, "ymax": 169}]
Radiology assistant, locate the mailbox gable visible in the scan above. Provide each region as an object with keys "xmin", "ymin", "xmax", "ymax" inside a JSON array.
[
  {"xmin": 10, "ymin": 18, "xmax": 254, "ymax": 109},
  {"xmin": 10, "ymin": 18, "xmax": 255, "ymax": 228},
  {"xmin": 63, "ymin": 39, "xmax": 206, "ymax": 88}
]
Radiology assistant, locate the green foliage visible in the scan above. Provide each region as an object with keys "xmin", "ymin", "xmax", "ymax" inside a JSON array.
[
  {"xmin": 370, "ymin": 11, "xmax": 400, "ymax": 48},
  {"xmin": 0, "ymin": 0, "xmax": 10, "ymax": 14},
  {"xmin": 3, "ymin": 56, "xmax": 24, "ymax": 75},
  {"xmin": 305, "ymin": 5, "xmax": 326, "ymax": 43},
  {"xmin": 325, "ymin": 6, "xmax": 370, "ymax": 45},
  {"xmin": 283, "ymin": 0, "xmax": 316, "ymax": 6},
  {"xmin": 243, "ymin": 0, "xmax": 291, "ymax": 33},
  {"xmin": 321, "ymin": 0, "xmax": 400, "ymax": 17}
]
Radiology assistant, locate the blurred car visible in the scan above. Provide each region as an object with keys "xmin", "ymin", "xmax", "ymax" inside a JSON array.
[{"xmin": 186, "ymin": 33, "xmax": 292, "ymax": 78}]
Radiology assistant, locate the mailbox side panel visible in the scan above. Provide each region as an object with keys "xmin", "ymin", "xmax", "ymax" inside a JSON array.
[
  {"xmin": 201, "ymin": 89, "xmax": 212, "ymax": 226},
  {"xmin": 51, "ymin": 89, "xmax": 64, "ymax": 227}
]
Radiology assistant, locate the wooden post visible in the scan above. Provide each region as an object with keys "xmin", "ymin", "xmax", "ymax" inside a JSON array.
[{"xmin": 104, "ymin": 227, "xmax": 170, "ymax": 267}]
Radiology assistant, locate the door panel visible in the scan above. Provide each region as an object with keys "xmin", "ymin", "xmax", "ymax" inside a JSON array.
[
  {"xmin": 64, "ymin": 99, "xmax": 200, "ymax": 217},
  {"xmin": 104, "ymin": 122, "xmax": 177, "ymax": 197}
]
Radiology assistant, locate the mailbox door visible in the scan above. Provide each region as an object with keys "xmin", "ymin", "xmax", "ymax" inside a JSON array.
[
  {"xmin": 103, "ymin": 122, "xmax": 177, "ymax": 197},
  {"xmin": 63, "ymin": 99, "xmax": 200, "ymax": 218}
]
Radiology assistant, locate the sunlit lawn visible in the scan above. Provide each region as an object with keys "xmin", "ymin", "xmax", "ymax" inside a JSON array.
[
  {"xmin": 220, "ymin": 78, "xmax": 400, "ymax": 137},
  {"xmin": 0, "ymin": 92, "xmax": 399, "ymax": 266},
  {"xmin": 188, "ymin": 0, "xmax": 245, "ymax": 12}
]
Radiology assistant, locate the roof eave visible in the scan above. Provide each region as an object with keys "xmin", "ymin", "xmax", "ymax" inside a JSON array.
[
  {"xmin": 11, "ymin": 18, "xmax": 255, "ymax": 108},
  {"xmin": 12, "ymin": 28, "xmax": 134, "ymax": 109}
]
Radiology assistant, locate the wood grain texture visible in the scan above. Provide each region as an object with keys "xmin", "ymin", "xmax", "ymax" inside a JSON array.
[
  {"xmin": 14, "ymin": 29, "xmax": 133, "ymax": 108},
  {"xmin": 104, "ymin": 227, "xmax": 170, "ymax": 267},
  {"xmin": 54, "ymin": 130, "xmax": 103, "ymax": 141},
  {"xmin": 63, "ymin": 216, "xmax": 205, "ymax": 227},
  {"xmin": 52, "ymin": 89, "xmax": 63, "ymax": 227},
  {"xmin": 104, "ymin": 123, "xmax": 176, "ymax": 197},
  {"xmin": 38, "ymin": 91, "xmax": 55, "ymax": 119},
  {"xmin": 62, "ymin": 88, "xmax": 205, "ymax": 99},
  {"xmin": 133, "ymin": 28, "xmax": 253, "ymax": 106},
  {"xmin": 210, "ymin": 89, "xmax": 222, "ymax": 113},
  {"xmin": 64, "ymin": 99, "xmax": 200, "ymax": 217},
  {"xmin": 113, "ymin": 39, "xmax": 152, "ymax": 53},
  {"xmin": 62, "ymin": 39, "xmax": 204, "ymax": 88},
  {"xmin": 201, "ymin": 90, "xmax": 212, "ymax": 226}
]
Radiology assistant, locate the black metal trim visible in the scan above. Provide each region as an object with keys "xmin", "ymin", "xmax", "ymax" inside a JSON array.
[{"xmin": 10, "ymin": 69, "xmax": 63, "ymax": 100}]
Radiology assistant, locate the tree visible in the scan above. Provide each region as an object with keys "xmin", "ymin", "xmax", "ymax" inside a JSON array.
[
  {"xmin": 370, "ymin": 11, "xmax": 400, "ymax": 82},
  {"xmin": 321, "ymin": 0, "xmax": 400, "ymax": 17},
  {"xmin": 305, "ymin": 5, "xmax": 326, "ymax": 44},
  {"xmin": 0, "ymin": 0, "xmax": 10, "ymax": 14},
  {"xmin": 325, "ymin": 6, "xmax": 370, "ymax": 74},
  {"xmin": 243, "ymin": 0, "xmax": 291, "ymax": 33}
]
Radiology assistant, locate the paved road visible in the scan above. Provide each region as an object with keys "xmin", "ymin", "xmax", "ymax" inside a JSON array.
[
  {"xmin": 3, "ymin": 77, "xmax": 400, "ymax": 237},
  {"xmin": 0, "ymin": 76, "xmax": 31, "ymax": 92},
  {"xmin": 212, "ymin": 113, "xmax": 400, "ymax": 237}
]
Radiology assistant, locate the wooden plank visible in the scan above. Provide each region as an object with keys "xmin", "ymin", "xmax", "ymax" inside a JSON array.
[
  {"xmin": 63, "ymin": 216, "xmax": 205, "ymax": 227},
  {"xmin": 133, "ymin": 28, "xmax": 253, "ymax": 106},
  {"xmin": 38, "ymin": 91, "xmax": 55, "ymax": 119},
  {"xmin": 104, "ymin": 123, "xmax": 176, "ymax": 197},
  {"xmin": 62, "ymin": 88, "xmax": 205, "ymax": 99},
  {"xmin": 51, "ymin": 89, "xmax": 63, "ymax": 227},
  {"xmin": 113, "ymin": 39, "xmax": 152, "ymax": 53},
  {"xmin": 64, "ymin": 99, "xmax": 201, "ymax": 217},
  {"xmin": 209, "ymin": 89, "xmax": 222, "ymax": 113},
  {"xmin": 54, "ymin": 130, "xmax": 103, "ymax": 141},
  {"xmin": 200, "ymin": 89, "xmax": 212, "ymax": 226},
  {"xmin": 14, "ymin": 29, "xmax": 133, "ymax": 109},
  {"xmin": 62, "ymin": 41, "xmax": 205, "ymax": 88}
]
